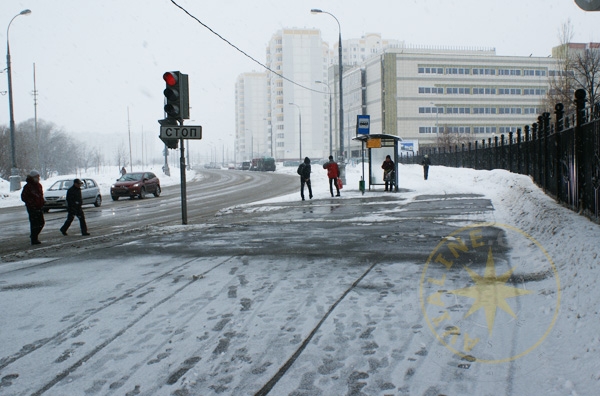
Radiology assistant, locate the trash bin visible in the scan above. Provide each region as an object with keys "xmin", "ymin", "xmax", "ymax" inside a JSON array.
[{"xmin": 359, "ymin": 180, "xmax": 365, "ymax": 193}]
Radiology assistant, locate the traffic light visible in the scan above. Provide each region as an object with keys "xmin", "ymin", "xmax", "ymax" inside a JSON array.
[
  {"xmin": 163, "ymin": 71, "xmax": 189, "ymax": 121},
  {"xmin": 160, "ymin": 71, "xmax": 189, "ymax": 149}
]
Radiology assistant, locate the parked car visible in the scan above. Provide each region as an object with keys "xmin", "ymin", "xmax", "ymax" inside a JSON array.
[
  {"xmin": 110, "ymin": 172, "xmax": 161, "ymax": 200},
  {"xmin": 43, "ymin": 178, "xmax": 102, "ymax": 212}
]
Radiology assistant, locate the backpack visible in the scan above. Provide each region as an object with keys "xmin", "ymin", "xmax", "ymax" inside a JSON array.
[{"xmin": 297, "ymin": 163, "xmax": 304, "ymax": 175}]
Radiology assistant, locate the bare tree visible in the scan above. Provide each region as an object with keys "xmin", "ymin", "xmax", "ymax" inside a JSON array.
[
  {"xmin": 571, "ymin": 47, "xmax": 600, "ymax": 106},
  {"xmin": 115, "ymin": 143, "xmax": 128, "ymax": 171},
  {"xmin": 545, "ymin": 20, "xmax": 576, "ymax": 114},
  {"xmin": 435, "ymin": 125, "xmax": 472, "ymax": 151}
]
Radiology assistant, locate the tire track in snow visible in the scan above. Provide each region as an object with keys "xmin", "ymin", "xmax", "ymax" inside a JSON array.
[
  {"xmin": 29, "ymin": 255, "xmax": 235, "ymax": 395},
  {"xmin": 0, "ymin": 256, "xmax": 203, "ymax": 371},
  {"xmin": 254, "ymin": 259, "xmax": 379, "ymax": 396}
]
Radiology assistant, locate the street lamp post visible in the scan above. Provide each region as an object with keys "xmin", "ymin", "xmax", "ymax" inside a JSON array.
[
  {"xmin": 6, "ymin": 9, "xmax": 32, "ymax": 191},
  {"xmin": 315, "ymin": 80, "xmax": 332, "ymax": 156},
  {"xmin": 311, "ymin": 8, "xmax": 345, "ymax": 183},
  {"xmin": 430, "ymin": 102, "xmax": 439, "ymax": 141},
  {"xmin": 288, "ymin": 103, "xmax": 302, "ymax": 160}
]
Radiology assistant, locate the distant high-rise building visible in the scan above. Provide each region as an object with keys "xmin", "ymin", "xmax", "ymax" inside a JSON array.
[
  {"xmin": 335, "ymin": 33, "xmax": 404, "ymax": 67},
  {"xmin": 235, "ymin": 72, "xmax": 268, "ymax": 162},
  {"xmin": 266, "ymin": 28, "xmax": 330, "ymax": 161}
]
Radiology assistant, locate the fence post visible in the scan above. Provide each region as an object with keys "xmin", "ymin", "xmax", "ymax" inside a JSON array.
[
  {"xmin": 516, "ymin": 128, "xmax": 522, "ymax": 174},
  {"xmin": 555, "ymin": 103, "xmax": 564, "ymax": 132},
  {"xmin": 468, "ymin": 142, "xmax": 472, "ymax": 169},
  {"xmin": 526, "ymin": 125, "xmax": 532, "ymax": 177},
  {"xmin": 543, "ymin": 112, "xmax": 551, "ymax": 191},
  {"xmin": 574, "ymin": 89, "xmax": 587, "ymax": 212},
  {"xmin": 529, "ymin": 123, "xmax": 537, "ymax": 180},
  {"xmin": 508, "ymin": 132, "xmax": 513, "ymax": 172},
  {"xmin": 554, "ymin": 105, "xmax": 564, "ymax": 201}
]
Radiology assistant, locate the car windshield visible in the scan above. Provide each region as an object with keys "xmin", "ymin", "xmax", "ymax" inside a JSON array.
[
  {"xmin": 118, "ymin": 173, "xmax": 144, "ymax": 182},
  {"xmin": 47, "ymin": 180, "xmax": 73, "ymax": 191}
]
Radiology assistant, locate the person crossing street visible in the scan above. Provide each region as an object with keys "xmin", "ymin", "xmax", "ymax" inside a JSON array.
[
  {"xmin": 21, "ymin": 170, "xmax": 45, "ymax": 245},
  {"xmin": 323, "ymin": 155, "xmax": 341, "ymax": 197},
  {"xmin": 60, "ymin": 179, "xmax": 90, "ymax": 236}
]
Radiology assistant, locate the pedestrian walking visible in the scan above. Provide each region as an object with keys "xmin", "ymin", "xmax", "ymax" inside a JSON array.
[
  {"xmin": 21, "ymin": 170, "xmax": 45, "ymax": 245},
  {"xmin": 381, "ymin": 155, "xmax": 395, "ymax": 191},
  {"xmin": 323, "ymin": 155, "xmax": 340, "ymax": 197},
  {"xmin": 120, "ymin": 167, "xmax": 127, "ymax": 176},
  {"xmin": 421, "ymin": 155, "xmax": 432, "ymax": 180},
  {"xmin": 297, "ymin": 157, "xmax": 313, "ymax": 201},
  {"xmin": 60, "ymin": 179, "xmax": 90, "ymax": 236}
]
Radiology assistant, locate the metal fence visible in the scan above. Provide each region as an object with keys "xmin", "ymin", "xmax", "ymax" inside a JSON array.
[{"xmin": 399, "ymin": 90, "xmax": 600, "ymax": 221}]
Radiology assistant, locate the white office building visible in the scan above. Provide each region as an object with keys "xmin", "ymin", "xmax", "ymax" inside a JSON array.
[{"xmin": 336, "ymin": 45, "xmax": 557, "ymax": 156}]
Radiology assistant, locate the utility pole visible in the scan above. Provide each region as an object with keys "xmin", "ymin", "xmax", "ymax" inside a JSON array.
[{"xmin": 32, "ymin": 63, "xmax": 40, "ymax": 172}]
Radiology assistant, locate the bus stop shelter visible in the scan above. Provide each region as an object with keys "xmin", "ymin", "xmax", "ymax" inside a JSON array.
[{"xmin": 353, "ymin": 134, "xmax": 402, "ymax": 192}]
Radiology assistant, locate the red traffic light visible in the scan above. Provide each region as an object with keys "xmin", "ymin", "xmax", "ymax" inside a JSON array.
[{"xmin": 163, "ymin": 72, "xmax": 178, "ymax": 86}]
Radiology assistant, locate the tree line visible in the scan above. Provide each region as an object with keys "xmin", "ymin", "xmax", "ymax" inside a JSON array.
[{"xmin": 0, "ymin": 118, "xmax": 105, "ymax": 180}]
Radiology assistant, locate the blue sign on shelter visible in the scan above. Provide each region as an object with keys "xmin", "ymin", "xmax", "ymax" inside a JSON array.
[{"xmin": 356, "ymin": 115, "xmax": 370, "ymax": 135}]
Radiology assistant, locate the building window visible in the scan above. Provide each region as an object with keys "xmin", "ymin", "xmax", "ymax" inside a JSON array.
[
  {"xmin": 445, "ymin": 107, "xmax": 471, "ymax": 114},
  {"xmin": 418, "ymin": 87, "xmax": 444, "ymax": 94},
  {"xmin": 418, "ymin": 67, "xmax": 444, "ymax": 74},
  {"xmin": 419, "ymin": 107, "xmax": 444, "ymax": 114},
  {"xmin": 498, "ymin": 69, "xmax": 522, "ymax": 76},
  {"xmin": 472, "ymin": 68, "xmax": 496, "ymax": 75},
  {"xmin": 446, "ymin": 67, "xmax": 470, "ymax": 75},
  {"xmin": 498, "ymin": 88, "xmax": 522, "ymax": 95},
  {"xmin": 524, "ymin": 69, "xmax": 547, "ymax": 77},
  {"xmin": 499, "ymin": 107, "xmax": 522, "ymax": 114},
  {"xmin": 446, "ymin": 87, "xmax": 471, "ymax": 94},
  {"xmin": 524, "ymin": 88, "xmax": 546, "ymax": 96},
  {"xmin": 474, "ymin": 126, "xmax": 497, "ymax": 134}
]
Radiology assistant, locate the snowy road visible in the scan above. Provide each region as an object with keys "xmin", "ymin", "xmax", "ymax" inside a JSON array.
[
  {"xmin": 0, "ymin": 169, "xmax": 296, "ymax": 259},
  {"xmin": 1, "ymin": 164, "xmax": 598, "ymax": 395},
  {"xmin": 0, "ymin": 191, "xmax": 557, "ymax": 395}
]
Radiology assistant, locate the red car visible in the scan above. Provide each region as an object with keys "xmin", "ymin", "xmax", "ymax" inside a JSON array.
[{"xmin": 110, "ymin": 172, "xmax": 161, "ymax": 200}]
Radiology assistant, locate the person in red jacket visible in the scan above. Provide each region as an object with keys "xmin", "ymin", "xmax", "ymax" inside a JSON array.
[
  {"xmin": 322, "ymin": 155, "xmax": 340, "ymax": 197},
  {"xmin": 21, "ymin": 170, "xmax": 45, "ymax": 245}
]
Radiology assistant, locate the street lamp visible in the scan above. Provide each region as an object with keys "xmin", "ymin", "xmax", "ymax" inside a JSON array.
[
  {"xmin": 315, "ymin": 80, "xmax": 332, "ymax": 156},
  {"xmin": 430, "ymin": 102, "xmax": 439, "ymax": 139},
  {"xmin": 311, "ymin": 8, "xmax": 345, "ymax": 183},
  {"xmin": 288, "ymin": 103, "xmax": 302, "ymax": 160},
  {"xmin": 6, "ymin": 9, "xmax": 32, "ymax": 191}
]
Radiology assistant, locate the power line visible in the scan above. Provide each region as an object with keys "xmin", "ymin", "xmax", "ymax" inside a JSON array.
[{"xmin": 169, "ymin": 0, "xmax": 324, "ymax": 94}]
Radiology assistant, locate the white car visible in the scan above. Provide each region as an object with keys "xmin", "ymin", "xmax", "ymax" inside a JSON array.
[{"xmin": 43, "ymin": 178, "xmax": 102, "ymax": 212}]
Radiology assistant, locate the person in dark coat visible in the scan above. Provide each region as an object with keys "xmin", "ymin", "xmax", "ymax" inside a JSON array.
[
  {"xmin": 21, "ymin": 170, "xmax": 45, "ymax": 245},
  {"xmin": 322, "ymin": 155, "xmax": 340, "ymax": 197},
  {"xmin": 60, "ymin": 179, "xmax": 90, "ymax": 236},
  {"xmin": 381, "ymin": 155, "xmax": 395, "ymax": 191},
  {"xmin": 421, "ymin": 154, "xmax": 432, "ymax": 180},
  {"xmin": 297, "ymin": 157, "xmax": 313, "ymax": 201}
]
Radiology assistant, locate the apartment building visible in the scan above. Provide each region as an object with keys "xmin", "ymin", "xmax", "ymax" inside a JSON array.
[{"xmin": 234, "ymin": 72, "xmax": 268, "ymax": 162}]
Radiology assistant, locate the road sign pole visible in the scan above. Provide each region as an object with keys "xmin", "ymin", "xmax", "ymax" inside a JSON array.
[{"xmin": 179, "ymin": 136, "xmax": 188, "ymax": 225}]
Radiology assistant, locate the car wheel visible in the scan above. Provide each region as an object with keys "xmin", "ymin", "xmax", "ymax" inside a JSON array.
[
  {"xmin": 43, "ymin": 208, "xmax": 50, "ymax": 213},
  {"xmin": 94, "ymin": 195, "xmax": 102, "ymax": 207},
  {"xmin": 153, "ymin": 185, "xmax": 161, "ymax": 197},
  {"xmin": 139, "ymin": 187, "xmax": 146, "ymax": 199},
  {"xmin": 111, "ymin": 195, "xmax": 119, "ymax": 201}
]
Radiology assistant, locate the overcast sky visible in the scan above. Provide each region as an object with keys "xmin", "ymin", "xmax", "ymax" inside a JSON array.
[{"xmin": 1, "ymin": 0, "xmax": 598, "ymax": 163}]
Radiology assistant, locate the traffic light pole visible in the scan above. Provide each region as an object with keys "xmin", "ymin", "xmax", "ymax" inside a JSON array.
[{"xmin": 179, "ymin": 135, "xmax": 188, "ymax": 225}]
